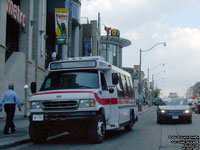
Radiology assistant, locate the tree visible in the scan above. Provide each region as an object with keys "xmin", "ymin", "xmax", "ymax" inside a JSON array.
[{"xmin": 154, "ymin": 88, "xmax": 161, "ymax": 98}]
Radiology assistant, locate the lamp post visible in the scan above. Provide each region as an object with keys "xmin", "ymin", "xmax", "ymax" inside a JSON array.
[
  {"xmin": 138, "ymin": 42, "xmax": 166, "ymax": 101},
  {"xmin": 147, "ymin": 64, "xmax": 165, "ymax": 105},
  {"xmin": 147, "ymin": 63, "xmax": 165, "ymax": 82}
]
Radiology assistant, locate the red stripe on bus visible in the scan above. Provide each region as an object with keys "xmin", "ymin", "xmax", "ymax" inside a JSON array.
[
  {"xmin": 33, "ymin": 91, "xmax": 93, "ymax": 95},
  {"xmin": 33, "ymin": 91, "xmax": 135, "ymax": 105}
]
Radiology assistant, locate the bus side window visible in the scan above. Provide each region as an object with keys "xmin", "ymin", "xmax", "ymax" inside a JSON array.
[
  {"xmin": 121, "ymin": 74, "xmax": 129, "ymax": 98},
  {"xmin": 117, "ymin": 73, "xmax": 124, "ymax": 98},
  {"xmin": 129, "ymin": 77, "xmax": 135, "ymax": 98},
  {"xmin": 126, "ymin": 76, "xmax": 134, "ymax": 98},
  {"xmin": 100, "ymin": 72, "xmax": 108, "ymax": 91}
]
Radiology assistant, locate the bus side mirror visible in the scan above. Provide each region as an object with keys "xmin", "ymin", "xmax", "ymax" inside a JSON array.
[
  {"xmin": 109, "ymin": 88, "xmax": 114, "ymax": 93},
  {"xmin": 31, "ymin": 82, "xmax": 37, "ymax": 94},
  {"xmin": 112, "ymin": 73, "xmax": 119, "ymax": 85}
]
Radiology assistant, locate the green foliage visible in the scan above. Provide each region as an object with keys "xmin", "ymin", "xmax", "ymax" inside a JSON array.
[{"xmin": 154, "ymin": 88, "xmax": 161, "ymax": 98}]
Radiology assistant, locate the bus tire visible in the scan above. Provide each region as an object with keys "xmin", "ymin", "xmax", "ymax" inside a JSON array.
[
  {"xmin": 124, "ymin": 109, "xmax": 134, "ymax": 132},
  {"xmin": 124, "ymin": 122, "xmax": 133, "ymax": 132},
  {"xmin": 88, "ymin": 114, "xmax": 106, "ymax": 144},
  {"xmin": 29, "ymin": 122, "xmax": 48, "ymax": 144}
]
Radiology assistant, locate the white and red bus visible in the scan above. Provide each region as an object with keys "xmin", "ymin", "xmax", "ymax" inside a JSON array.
[{"xmin": 29, "ymin": 56, "xmax": 137, "ymax": 144}]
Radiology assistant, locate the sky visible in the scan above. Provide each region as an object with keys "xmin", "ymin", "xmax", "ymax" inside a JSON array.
[{"xmin": 81, "ymin": 0, "xmax": 200, "ymax": 97}]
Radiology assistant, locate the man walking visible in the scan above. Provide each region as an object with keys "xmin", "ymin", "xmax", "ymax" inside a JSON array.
[{"xmin": 0, "ymin": 84, "xmax": 22, "ymax": 134}]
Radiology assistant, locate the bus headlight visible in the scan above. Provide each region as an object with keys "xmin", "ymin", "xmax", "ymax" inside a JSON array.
[
  {"xmin": 79, "ymin": 99, "xmax": 96, "ymax": 108},
  {"xmin": 31, "ymin": 102, "xmax": 41, "ymax": 109}
]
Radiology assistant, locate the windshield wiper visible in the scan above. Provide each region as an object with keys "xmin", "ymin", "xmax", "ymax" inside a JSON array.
[{"xmin": 73, "ymin": 85, "xmax": 93, "ymax": 89}]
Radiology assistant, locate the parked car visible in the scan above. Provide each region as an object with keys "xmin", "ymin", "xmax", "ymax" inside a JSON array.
[{"xmin": 157, "ymin": 98, "xmax": 192, "ymax": 124}]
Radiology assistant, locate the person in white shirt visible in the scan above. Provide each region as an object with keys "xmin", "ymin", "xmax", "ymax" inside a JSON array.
[{"xmin": 51, "ymin": 50, "xmax": 57, "ymax": 61}]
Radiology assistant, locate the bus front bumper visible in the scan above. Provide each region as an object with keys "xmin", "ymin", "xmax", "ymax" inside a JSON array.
[{"xmin": 29, "ymin": 111, "xmax": 97, "ymax": 122}]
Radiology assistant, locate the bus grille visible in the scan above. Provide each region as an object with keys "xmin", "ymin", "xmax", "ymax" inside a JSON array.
[
  {"xmin": 167, "ymin": 110, "xmax": 183, "ymax": 114},
  {"xmin": 42, "ymin": 100, "xmax": 79, "ymax": 111}
]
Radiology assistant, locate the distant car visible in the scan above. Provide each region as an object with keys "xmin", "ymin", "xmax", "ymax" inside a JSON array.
[
  {"xmin": 153, "ymin": 98, "xmax": 162, "ymax": 106},
  {"xmin": 157, "ymin": 98, "xmax": 192, "ymax": 124}
]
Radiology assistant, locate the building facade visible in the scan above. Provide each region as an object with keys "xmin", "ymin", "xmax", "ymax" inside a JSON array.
[
  {"xmin": 79, "ymin": 20, "xmax": 101, "ymax": 57},
  {"xmin": 0, "ymin": 0, "xmax": 47, "ymax": 117},
  {"xmin": 101, "ymin": 27, "xmax": 131, "ymax": 68},
  {"xmin": 46, "ymin": 0, "xmax": 81, "ymax": 62}
]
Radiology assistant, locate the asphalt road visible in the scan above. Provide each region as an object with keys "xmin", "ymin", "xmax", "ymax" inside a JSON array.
[{"xmin": 8, "ymin": 107, "xmax": 200, "ymax": 150}]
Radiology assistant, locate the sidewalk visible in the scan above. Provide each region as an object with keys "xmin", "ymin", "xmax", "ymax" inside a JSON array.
[
  {"xmin": 0, "ymin": 117, "xmax": 30, "ymax": 149},
  {"xmin": 0, "ymin": 105, "xmax": 151, "ymax": 149}
]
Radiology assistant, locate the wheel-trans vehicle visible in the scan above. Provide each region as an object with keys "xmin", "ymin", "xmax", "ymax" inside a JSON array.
[{"xmin": 29, "ymin": 56, "xmax": 137, "ymax": 144}]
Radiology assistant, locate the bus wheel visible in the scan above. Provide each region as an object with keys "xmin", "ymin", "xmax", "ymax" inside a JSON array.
[
  {"xmin": 88, "ymin": 114, "xmax": 106, "ymax": 144},
  {"xmin": 124, "ymin": 122, "xmax": 133, "ymax": 132},
  {"xmin": 29, "ymin": 122, "xmax": 48, "ymax": 144}
]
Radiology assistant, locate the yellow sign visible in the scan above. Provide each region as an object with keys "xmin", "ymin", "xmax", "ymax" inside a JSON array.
[{"xmin": 55, "ymin": 8, "xmax": 69, "ymax": 45}]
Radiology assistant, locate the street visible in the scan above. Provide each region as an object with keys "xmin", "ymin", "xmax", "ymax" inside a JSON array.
[{"xmin": 7, "ymin": 107, "xmax": 200, "ymax": 150}]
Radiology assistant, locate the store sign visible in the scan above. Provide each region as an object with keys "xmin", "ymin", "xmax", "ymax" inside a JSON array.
[
  {"xmin": 133, "ymin": 65, "xmax": 140, "ymax": 80},
  {"xmin": 104, "ymin": 26, "xmax": 120, "ymax": 37},
  {"xmin": 7, "ymin": 0, "xmax": 26, "ymax": 28},
  {"xmin": 55, "ymin": 8, "xmax": 69, "ymax": 45},
  {"xmin": 111, "ymin": 29, "xmax": 120, "ymax": 37}
]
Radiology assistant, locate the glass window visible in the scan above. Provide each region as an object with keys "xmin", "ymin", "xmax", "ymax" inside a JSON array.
[
  {"xmin": 121, "ymin": 74, "xmax": 130, "ymax": 98},
  {"xmin": 107, "ymin": 44, "xmax": 113, "ymax": 64},
  {"xmin": 116, "ymin": 73, "xmax": 125, "ymax": 98},
  {"xmin": 126, "ymin": 76, "xmax": 134, "ymax": 98},
  {"xmin": 101, "ymin": 43, "xmax": 106, "ymax": 50},
  {"xmin": 113, "ymin": 45, "xmax": 117, "ymax": 66},
  {"xmin": 113, "ymin": 45, "xmax": 117, "ymax": 57},
  {"xmin": 82, "ymin": 41, "xmax": 91, "ymax": 56},
  {"xmin": 100, "ymin": 73, "xmax": 108, "ymax": 91},
  {"xmin": 40, "ymin": 70, "xmax": 99, "ymax": 91}
]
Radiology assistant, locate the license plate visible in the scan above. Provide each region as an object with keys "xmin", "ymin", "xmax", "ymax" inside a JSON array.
[
  {"xmin": 33, "ymin": 114, "xmax": 44, "ymax": 121},
  {"xmin": 172, "ymin": 116, "xmax": 179, "ymax": 119}
]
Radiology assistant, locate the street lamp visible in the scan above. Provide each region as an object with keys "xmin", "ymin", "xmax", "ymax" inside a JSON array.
[
  {"xmin": 153, "ymin": 70, "xmax": 166, "ymax": 78},
  {"xmin": 148, "ymin": 63, "xmax": 165, "ymax": 82},
  {"xmin": 138, "ymin": 42, "xmax": 166, "ymax": 100}
]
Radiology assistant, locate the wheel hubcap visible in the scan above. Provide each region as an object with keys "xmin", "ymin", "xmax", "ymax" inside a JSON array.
[{"xmin": 97, "ymin": 120, "xmax": 105, "ymax": 137}]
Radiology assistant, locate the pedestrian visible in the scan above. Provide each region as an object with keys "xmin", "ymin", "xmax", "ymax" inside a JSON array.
[
  {"xmin": 0, "ymin": 84, "xmax": 22, "ymax": 134},
  {"xmin": 51, "ymin": 50, "xmax": 57, "ymax": 61}
]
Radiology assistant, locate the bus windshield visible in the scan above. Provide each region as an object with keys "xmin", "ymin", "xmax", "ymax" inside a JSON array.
[{"xmin": 40, "ymin": 70, "xmax": 99, "ymax": 91}]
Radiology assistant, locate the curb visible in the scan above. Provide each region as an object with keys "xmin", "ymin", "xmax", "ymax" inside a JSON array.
[
  {"xmin": 0, "ymin": 136, "xmax": 30, "ymax": 149},
  {"xmin": 137, "ymin": 106, "xmax": 153, "ymax": 116}
]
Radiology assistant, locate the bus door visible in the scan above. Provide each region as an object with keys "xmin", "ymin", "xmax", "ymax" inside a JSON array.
[{"xmin": 99, "ymin": 72, "xmax": 111, "ymax": 121}]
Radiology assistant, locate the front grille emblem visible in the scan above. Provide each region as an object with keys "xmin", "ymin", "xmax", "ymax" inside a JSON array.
[{"xmin": 57, "ymin": 95, "xmax": 62, "ymax": 98}]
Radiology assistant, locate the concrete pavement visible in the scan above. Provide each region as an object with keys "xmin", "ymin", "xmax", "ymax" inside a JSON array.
[
  {"xmin": 0, "ymin": 105, "xmax": 150, "ymax": 149},
  {"xmin": 0, "ymin": 117, "xmax": 30, "ymax": 149}
]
